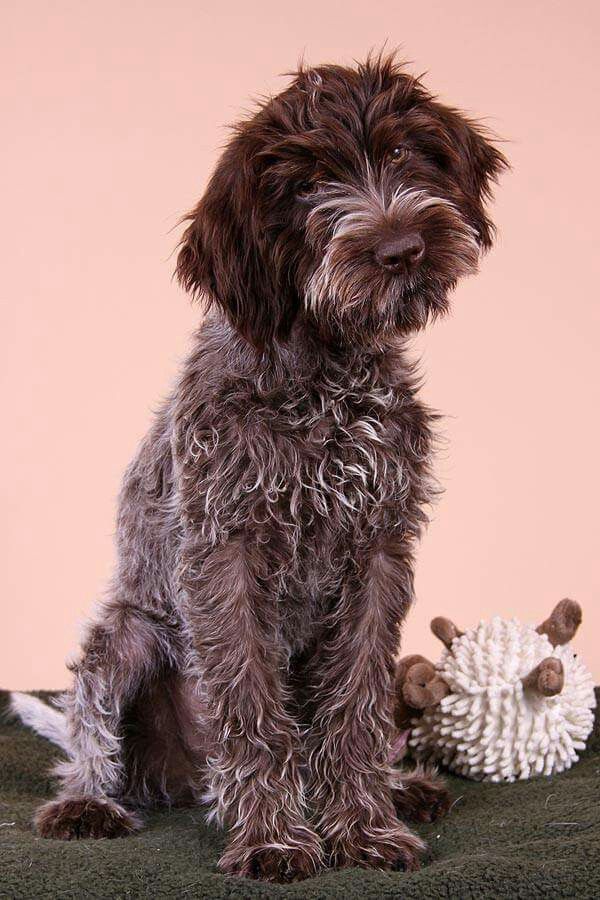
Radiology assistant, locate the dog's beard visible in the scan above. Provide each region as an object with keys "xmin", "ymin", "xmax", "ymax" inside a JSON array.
[{"xmin": 304, "ymin": 180, "xmax": 480, "ymax": 338}]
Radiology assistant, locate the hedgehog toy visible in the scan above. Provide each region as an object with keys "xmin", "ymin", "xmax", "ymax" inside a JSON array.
[{"xmin": 393, "ymin": 599, "xmax": 596, "ymax": 782}]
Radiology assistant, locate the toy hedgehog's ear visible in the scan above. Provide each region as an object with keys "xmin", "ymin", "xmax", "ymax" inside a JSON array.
[
  {"xmin": 536, "ymin": 598, "xmax": 582, "ymax": 646},
  {"xmin": 431, "ymin": 617, "xmax": 464, "ymax": 650},
  {"xmin": 522, "ymin": 657, "xmax": 564, "ymax": 697}
]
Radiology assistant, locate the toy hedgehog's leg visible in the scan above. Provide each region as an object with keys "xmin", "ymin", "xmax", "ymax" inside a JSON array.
[
  {"xmin": 389, "ymin": 767, "xmax": 452, "ymax": 824},
  {"xmin": 522, "ymin": 657, "xmax": 564, "ymax": 696},
  {"xmin": 536, "ymin": 598, "xmax": 582, "ymax": 646}
]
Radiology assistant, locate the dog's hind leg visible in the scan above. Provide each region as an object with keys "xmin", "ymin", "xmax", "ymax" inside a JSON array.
[
  {"xmin": 34, "ymin": 600, "xmax": 184, "ymax": 839},
  {"xmin": 29, "ymin": 421, "xmax": 194, "ymax": 839},
  {"xmin": 122, "ymin": 667, "xmax": 206, "ymax": 809}
]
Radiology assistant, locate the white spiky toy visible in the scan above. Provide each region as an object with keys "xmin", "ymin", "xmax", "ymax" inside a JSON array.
[{"xmin": 393, "ymin": 600, "xmax": 596, "ymax": 782}]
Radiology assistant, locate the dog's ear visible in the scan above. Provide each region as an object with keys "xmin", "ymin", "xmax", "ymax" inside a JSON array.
[
  {"xmin": 176, "ymin": 136, "xmax": 289, "ymax": 351},
  {"xmin": 432, "ymin": 104, "xmax": 508, "ymax": 249}
]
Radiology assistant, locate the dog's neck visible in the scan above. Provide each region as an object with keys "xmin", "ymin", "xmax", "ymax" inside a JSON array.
[
  {"xmin": 198, "ymin": 312, "xmax": 417, "ymax": 402},
  {"xmin": 268, "ymin": 317, "xmax": 406, "ymax": 381},
  {"xmin": 225, "ymin": 313, "xmax": 414, "ymax": 396}
]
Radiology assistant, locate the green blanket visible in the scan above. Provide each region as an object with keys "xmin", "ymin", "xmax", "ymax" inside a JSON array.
[{"xmin": 1, "ymin": 689, "xmax": 598, "ymax": 899}]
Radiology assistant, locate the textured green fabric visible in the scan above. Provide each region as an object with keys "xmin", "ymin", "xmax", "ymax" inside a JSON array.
[{"xmin": 1, "ymin": 689, "xmax": 598, "ymax": 899}]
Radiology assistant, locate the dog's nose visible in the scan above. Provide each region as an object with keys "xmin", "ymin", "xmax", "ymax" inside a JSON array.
[{"xmin": 375, "ymin": 233, "xmax": 425, "ymax": 273}]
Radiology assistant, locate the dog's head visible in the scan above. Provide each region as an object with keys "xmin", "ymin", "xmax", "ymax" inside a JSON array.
[{"xmin": 177, "ymin": 55, "xmax": 507, "ymax": 350}]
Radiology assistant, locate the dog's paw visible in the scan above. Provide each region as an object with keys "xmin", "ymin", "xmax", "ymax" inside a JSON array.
[
  {"xmin": 34, "ymin": 797, "xmax": 141, "ymax": 840},
  {"xmin": 392, "ymin": 770, "xmax": 452, "ymax": 824},
  {"xmin": 329, "ymin": 821, "xmax": 425, "ymax": 872},
  {"xmin": 219, "ymin": 841, "xmax": 322, "ymax": 882}
]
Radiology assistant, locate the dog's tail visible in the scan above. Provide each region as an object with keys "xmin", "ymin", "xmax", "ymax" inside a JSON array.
[{"xmin": 8, "ymin": 692, "xmax": 70, "ymax": 753}]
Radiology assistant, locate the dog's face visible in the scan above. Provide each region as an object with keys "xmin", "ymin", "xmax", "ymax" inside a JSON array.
[{"xmin": 177, "ymin": 56, "xmax": 506, "ymax": 349}]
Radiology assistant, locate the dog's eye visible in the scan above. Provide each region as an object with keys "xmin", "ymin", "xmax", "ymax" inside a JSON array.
[
  {"xmin": 389, "ymin": 147, "xmax": 410, "ymax": 164},
  {"xmin": 295, "ymin": 180, "xmax": 316, "ymax": 199}
]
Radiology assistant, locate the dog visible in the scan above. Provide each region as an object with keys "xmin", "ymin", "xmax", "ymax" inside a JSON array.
[{"xmin": 11, "ymin": 54, "xmax": 506, "ymax": 882}]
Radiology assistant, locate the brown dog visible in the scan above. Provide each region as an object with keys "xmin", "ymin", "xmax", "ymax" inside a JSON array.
[{"xmin": 11, "ymin": 54, "xmax": 505, "ymax": 881}]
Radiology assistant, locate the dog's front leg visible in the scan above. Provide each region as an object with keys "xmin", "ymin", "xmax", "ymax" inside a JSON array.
[
  {"xmin": 183, "ymin": 534, "xmax": 322, "ymax": 881},
  {"xmin": 308, "ymin": 536, "xmax": 426, "ymax": 871}
]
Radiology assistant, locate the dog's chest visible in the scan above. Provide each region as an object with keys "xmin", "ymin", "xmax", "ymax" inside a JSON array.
[
  {"xmin": 187, "ymin": 374, "xmax": 432, "ymax": 654},
  {"xmin": 266, "ymin": 391, "xmax": 404, "ymax": 651},
  {"xmin": 195, "ymin": 378, "xmax": 425, "ymax": 550}
]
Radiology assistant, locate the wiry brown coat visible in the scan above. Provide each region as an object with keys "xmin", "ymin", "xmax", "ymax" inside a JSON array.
[{"xmin": 14, "ymin": 54, "xmax": 505, "ymax": 881}]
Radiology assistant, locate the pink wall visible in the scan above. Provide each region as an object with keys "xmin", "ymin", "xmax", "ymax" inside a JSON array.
[{"xmin": 2, "ymin": 1, "xmax": 599, "ymax": 688}]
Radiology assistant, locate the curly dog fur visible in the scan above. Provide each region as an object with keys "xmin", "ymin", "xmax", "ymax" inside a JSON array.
[{"xmin": 11, "ymin": 53, "xmax": 505, "ymax": 881}]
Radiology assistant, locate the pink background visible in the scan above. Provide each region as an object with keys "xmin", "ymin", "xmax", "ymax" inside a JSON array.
[{"xmin": 2, "ymin": 1, "xmax": 599, "ymax": 688}]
